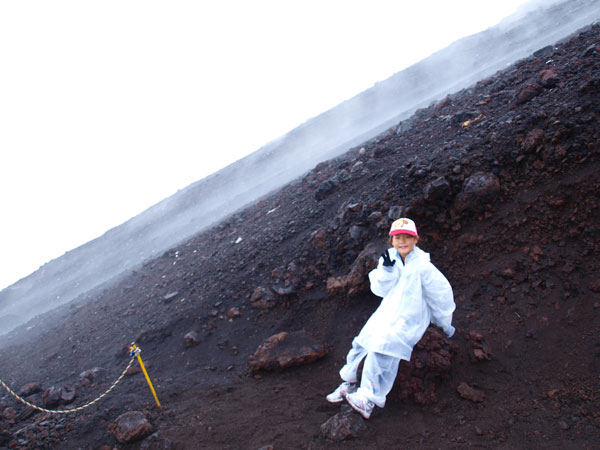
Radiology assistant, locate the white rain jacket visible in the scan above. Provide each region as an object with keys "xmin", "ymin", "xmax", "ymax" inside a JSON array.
[{"xmin": 355, "ymin": 246, "xmax": 455, "ymax": 361}]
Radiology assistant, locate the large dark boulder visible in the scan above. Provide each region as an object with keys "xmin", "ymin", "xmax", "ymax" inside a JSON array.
[
  {"xmin": 320, "ymin": 404, "xmax": 367, "ymax": 441},
  {"xmin": 454, "ymin": 172, "xmax": 500, "ymax": 213},
  {"xmin": 389, "ymin": 327, "xmax": 458, "ymax": 404}
]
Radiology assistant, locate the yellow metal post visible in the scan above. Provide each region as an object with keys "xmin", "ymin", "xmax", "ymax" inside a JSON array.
[{"xmin": 130, "ymin": 344, "xmax": 162, "ymax": 409}]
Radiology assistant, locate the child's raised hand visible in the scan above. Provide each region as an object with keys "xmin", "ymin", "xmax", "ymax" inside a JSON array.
[{"xmin": 381, "ymin": 251, "xmax": 395, "ymax": 268}]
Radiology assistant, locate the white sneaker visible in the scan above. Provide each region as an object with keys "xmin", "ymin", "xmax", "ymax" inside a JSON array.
[
  {"xmin": 345, "ymin": 392, "xmax": 374, "ymax": 419},
  {"xmin": 326, "ymin": 381, "xmax": 357, "ymax": 403}
]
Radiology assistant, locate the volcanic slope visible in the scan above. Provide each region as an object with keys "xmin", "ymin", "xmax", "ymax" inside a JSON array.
[{"xmin": 1, "ymin": 23, "xmax": 600, "ymax": 450}]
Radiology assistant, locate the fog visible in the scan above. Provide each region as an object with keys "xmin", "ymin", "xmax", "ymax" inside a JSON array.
[{"xmin": 1, "ymin": 0, "xmax": 599, "ymax": 337}]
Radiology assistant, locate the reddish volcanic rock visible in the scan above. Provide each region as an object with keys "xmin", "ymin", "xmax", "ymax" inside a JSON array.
[
  {"xmin": 109, "ymin": 411, "xmax": 153, "ymax": 444},
  {"xmin": 249, "ymin": 330, "xmax": 327, "ymax": 371}
]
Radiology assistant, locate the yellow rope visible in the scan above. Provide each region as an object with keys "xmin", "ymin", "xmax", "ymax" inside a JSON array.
[{"xmin": 0, "ymin": 355, "xmax": 136, "ymax": 415}]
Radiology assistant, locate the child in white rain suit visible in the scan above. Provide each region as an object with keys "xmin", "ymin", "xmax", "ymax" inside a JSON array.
[{"xmin": 327, "ymin": 218, "xmax": 456, "ymax": 419}]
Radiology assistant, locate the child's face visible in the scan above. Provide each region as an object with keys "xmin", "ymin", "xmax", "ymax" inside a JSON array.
[{"xmin": 391, "ymin": 233, "xmax": 418, "ymax": 259}]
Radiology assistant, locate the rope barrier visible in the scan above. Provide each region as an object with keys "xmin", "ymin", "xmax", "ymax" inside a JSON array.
[{"xmin": 0, "ymin": 343, "xmax": 161, "ymax": 414}]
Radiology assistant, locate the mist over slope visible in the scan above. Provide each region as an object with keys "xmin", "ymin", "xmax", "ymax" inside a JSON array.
[{"xmin": 1, "ymin": 0, "xmax": 599, "ymax": 336}]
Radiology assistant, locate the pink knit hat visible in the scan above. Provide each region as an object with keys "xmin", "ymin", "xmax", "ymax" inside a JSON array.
[{"xmin": 389, "ymin": 218, "xmax": 418, "ymax": 237}]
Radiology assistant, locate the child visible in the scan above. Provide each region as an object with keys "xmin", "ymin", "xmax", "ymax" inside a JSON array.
[{"xmin": 326, "ymin": 218, "xmax": 456, "ymax": 419}]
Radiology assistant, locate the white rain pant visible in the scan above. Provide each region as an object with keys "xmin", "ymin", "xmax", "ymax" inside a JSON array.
[{"xmin": 339, "ymin": 338, "xmax": 400, "ymax": 408}]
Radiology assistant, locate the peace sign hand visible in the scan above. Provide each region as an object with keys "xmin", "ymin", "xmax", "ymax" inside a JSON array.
[{"xmin": 381, "ymin": 251, "xmax": 395, "ymax": 268}]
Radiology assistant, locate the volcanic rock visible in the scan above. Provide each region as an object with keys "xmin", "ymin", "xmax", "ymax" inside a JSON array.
[
  {"xmin": 387, "ymin": 205, "xmax": 406, "ymax": 220},
  {"xmin": 467, "ymin": 331, "xmax": 492, "ymax": 362},
  {"xmin": 539, "ymin": 67, "xmax": 560, "ymax": 88},
  {"xmin": 0, "ymin": 431, "xmax": 11, "ymax": 446},
  {"xmin": 18, "ymin": 382, "xmax": 42, "ymax": 397},
  {"xmin": 390, "ymin": 327, "xmax": 457, "ymax": 404},
  {"xmin": 457, "ymin": 382, "xmax": 485, "ymax": 403},
  {"xmin": 520, "ymin": 128, "xmax": 545, "ymax": 153},
  {"xmin": 109, "ymin": 411, "xmax": 153, "ymax": 444},
  {"xmin": 326, "ymin": 243, "xmax": 380, "ymax": 297},
  {"xmin": 226, "ymin": 307, "xmax": 241, "ymax": 318},
  {"xmin": 250, "ymin": 286, "xmax": 277, "ymax": 309},
  {"xmin": 315, "ymin": 180, "xmax": 337, "ymax": 200},
  {"xmin": 139, "ymin": 431, "xmax": 174, "ymax": 450},
  {"xmin": 79, "ymin": 367, "xmax": 107, "ymax": 384},
  {"xmin": 184, "ymin": 331, "xmax": 201, "ymax": 347},
  {"xmin": 248, "ymin": 330, "xmax": 327, "ymax": 371},
  {"xmin": 423, "ymin": 176, "xmax": 452, "ymax": 202},
  {"xmin": 3, "ymin": 407, "xmax": 16, "ymax": 424},
  {"xmin": 454, "ymin": 172, "xmax": 501, "ymax": 213},
  {"xmin": 515, "ymin": 83, "xmax": 542, "ymax": 105},
  {"xmin": 396, "ymin": 118, "xmax": 415, "ymax": 134},
  {"xmin": 42, "ymin": 385, "xmax": 77, "ymax": 409},
  {"xmin": 310, "ymin": 228, "xmax": 329, "ymax": 251},
  {"xmin": 320, "ymin": 404, "xmax": 367, "ymax": 441}
]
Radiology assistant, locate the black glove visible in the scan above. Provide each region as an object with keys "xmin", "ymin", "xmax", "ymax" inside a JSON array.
[{"xmin": 381, "ymin": 252, "xmax": 395, "ymax": 268}]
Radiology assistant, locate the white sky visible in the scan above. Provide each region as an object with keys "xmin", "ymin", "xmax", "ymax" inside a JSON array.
[{"xmin": 0, "ymin": 0, "xmax": 534, "ymax": 290}]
